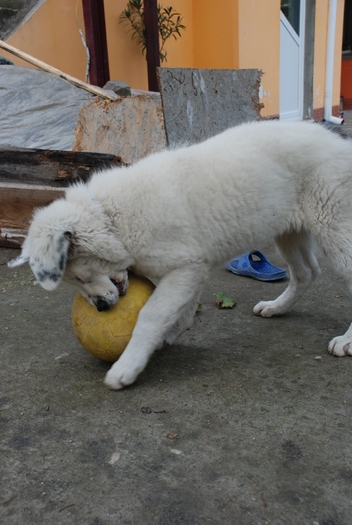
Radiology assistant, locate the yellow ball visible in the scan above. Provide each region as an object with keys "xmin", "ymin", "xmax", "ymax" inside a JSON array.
[{"xmin": 72, "ymin": 274, "xmax": 155, "ymax": 362}]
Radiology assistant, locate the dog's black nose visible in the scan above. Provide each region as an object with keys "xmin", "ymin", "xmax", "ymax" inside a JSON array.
[{"xmin": 96, "ymin": 298, "xmax": 110, "ymax": 312}]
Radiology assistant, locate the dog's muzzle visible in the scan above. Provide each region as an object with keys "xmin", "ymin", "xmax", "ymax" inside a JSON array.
[{"xmin": 94, "ymin": 278, "xmax": 128, "ymax": 311}]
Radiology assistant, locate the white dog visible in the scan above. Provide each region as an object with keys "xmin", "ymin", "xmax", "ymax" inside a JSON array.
[{"xmin": 8, "ymin": 120, "xmax": 352, "ymax": 389}]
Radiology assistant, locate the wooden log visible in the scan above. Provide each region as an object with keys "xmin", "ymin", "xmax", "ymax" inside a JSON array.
[
  {"xmin": 0, "ymin": 147, "xmax": 125, "ymax": 187},
  {"xmin": 0, "ymin": 148, "xmax": 125, "ymax": 247},
  {"xmin": 73, "ymin": 96, "xmax": 166, "ymax": 164},
  {"xmin": 0, "ymin": 39, "xmax": 118, "ymax": 101},
  {"xmin": 0, "ymin": 182, "xmax": 65, "ymax": 248}
]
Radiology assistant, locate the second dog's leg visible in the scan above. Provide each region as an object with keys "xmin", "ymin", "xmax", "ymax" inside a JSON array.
[
  {"xmin": 253, "ymin": 230, "xmax": 320, "ymax": 317},
  {"xmin": 104, "ymin": 264, "xmax": 208, "ymax": 389},
  {"xmin": 328, "ymin": 324, "xmax": 352, "ymax": 356}
]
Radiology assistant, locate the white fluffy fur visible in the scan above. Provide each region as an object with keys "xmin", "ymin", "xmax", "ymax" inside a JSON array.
[{"xmin": 9, "ymin": 120, "xmax": 352, "ymax": 389}]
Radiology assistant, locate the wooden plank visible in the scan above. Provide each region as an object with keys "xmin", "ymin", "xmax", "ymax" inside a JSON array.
[
  {"xmin": 0, "ymin": 147, "xmax": 124, "ymax": 186},
  {"xmin": 0, "ymin": 183, "xmax": 64, "ymax": 248},
  {"xmin": 157, "ymin": 68, "xmax": 263, "ymax": 145}
]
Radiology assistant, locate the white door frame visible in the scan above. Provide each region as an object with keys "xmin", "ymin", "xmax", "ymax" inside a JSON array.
[{"xmin": 280, "ymin": 0, "xmax": 306, "ymax": 120}]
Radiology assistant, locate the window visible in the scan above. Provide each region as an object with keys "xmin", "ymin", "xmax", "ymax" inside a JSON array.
[{"xmin": 281, "ymin": 0, "xmax": 301, "ymax": 36}]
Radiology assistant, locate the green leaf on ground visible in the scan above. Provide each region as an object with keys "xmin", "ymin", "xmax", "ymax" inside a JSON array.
[{"xmin": 216, "ymin": 292, "xmax": 236, "ymax": 309}]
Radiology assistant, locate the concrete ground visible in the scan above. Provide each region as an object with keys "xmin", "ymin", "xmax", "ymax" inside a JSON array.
[{"xmin": 2, "ymin": 115, "xmax": 352, "ymax": 525}]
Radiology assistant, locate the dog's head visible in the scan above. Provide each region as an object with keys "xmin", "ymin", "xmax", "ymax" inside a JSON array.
[{"xmin": 8, "ymin": 192, "xmax": 135, "ymax": 311}]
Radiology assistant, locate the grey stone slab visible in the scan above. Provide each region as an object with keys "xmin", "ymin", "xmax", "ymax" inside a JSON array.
[{"xmin": 157, "ymin": 67, "xmax": 263, "ymax": 145}]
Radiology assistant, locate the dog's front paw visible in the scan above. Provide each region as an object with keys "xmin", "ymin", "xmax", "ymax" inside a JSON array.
[
  {"xmin": 104, "ymin": 364, "xmax": 139, "ymax": 390},
  {"xmin": 253, "ymin": 300, "xmax": 286, "ymax": 317},
  {"xmin": 328, "ymin": 335, "xmax": 352, "ymax": 357},
  {"xmin": 104, "ymin": 355, "xmax": 145, "ymax": 390}
]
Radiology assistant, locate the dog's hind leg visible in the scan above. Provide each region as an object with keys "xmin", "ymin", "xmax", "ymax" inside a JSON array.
[
  {"xmin": 320, "ymin": 229, "xmax": 352, "ymax": 357},
  {"xmin": 328, "ymin": 325, "xmax": 352, "ymax": 356},
  {"xmin": 253, "ymin": 229, "xmax": 320, "ymax": 317},
  {"xmin": 104, "ymin": 263, "xmax": 208, "ymax": 389}
]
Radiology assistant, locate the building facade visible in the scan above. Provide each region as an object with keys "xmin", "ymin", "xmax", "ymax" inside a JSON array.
[{"xmin": 2, "ymin": 0, "xmax": 345, "ymax": 120}]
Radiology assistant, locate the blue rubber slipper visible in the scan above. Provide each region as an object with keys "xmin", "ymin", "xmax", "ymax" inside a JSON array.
[{"xmin": 225, "ymin": 250, "xmax": 287, "ymax": 281}]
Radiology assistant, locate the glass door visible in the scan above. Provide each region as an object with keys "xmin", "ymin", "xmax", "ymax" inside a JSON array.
[{"xmin": 280, "ymin": 0, "xmax": 305, "ymax": 120}]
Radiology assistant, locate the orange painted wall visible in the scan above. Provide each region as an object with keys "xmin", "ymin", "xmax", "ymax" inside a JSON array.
[
  {"xmin": 313, "ymin": 1, "xmax": 328, "ymax": 112},
  {"xmin": 4, "ymin": 0, "xmax": 150, "ymax": 87},
  {"xmin": 238, "ymin": 0, "xmax": 280, "ymax": 118},
  {"xmin": 4, "ymin": 0, "xmax": 88, "ymax": 80},
  {"xmin": 192, "ymin": 0, "xmax": 239, "ymax": 69},
  {"xmin": 153, "ymin": 0, "xmax": 194, "ymax": 68}
]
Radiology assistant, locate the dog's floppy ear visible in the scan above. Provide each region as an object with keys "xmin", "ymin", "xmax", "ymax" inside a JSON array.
[
  {"xmin": 28, "ymin": 229, "xmax": 72, "ymax": 291},
  {"xmin": 7, "ymin": 254, "xmax": 30, "ymax": 268},
  {"xmin": 8, "ymin": 216, "xmax": 72, "ymax": 292},
  {"xmin": 9, "ymin": 228, "xmax": 72, "ymax": 291}
]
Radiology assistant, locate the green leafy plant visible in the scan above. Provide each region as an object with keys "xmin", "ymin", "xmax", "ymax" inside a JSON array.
[{"xmin": 120, "ymin": 0, "xmax": 186, "ymax": 62}]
